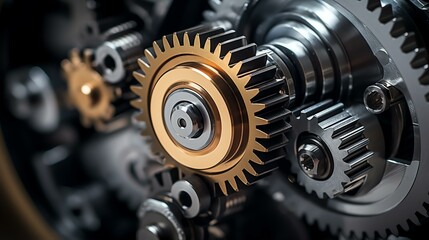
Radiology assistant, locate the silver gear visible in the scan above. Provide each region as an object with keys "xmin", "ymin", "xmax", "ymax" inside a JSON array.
[
  {"xmin": 82, "ymin": 119, "xmax": 162, "ymax": 209},
  {"xmin": 287, "ymin": 100, "xmax": 385, "ymax": 199},
  {"xmin": 272, "ymin": 0, "xmax": 429, "ymax": 238}
]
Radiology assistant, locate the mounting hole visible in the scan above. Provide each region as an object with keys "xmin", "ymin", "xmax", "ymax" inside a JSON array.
[
  {"xmin": 178, "ymin": 118, "xmax": 187, "ymax": 129},
  {"xmin": 103, "ymin": 55, "xmax": 116, "ymax": 73},
  {"xmin": 179, "ymin": 191, "xmax": 192, "ymax": 208}
]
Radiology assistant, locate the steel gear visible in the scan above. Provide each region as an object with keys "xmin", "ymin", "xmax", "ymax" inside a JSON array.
[
  {"xmin": 131, "ymin": 26, "xmax": 289, "ymax": 195},
  {"xmin": 62, "ymin": 49, "xmax": 117, "ymax": 130},
  {"xmin": 268, "ymin": 0, "xmax": 429, "ymax": 238},
  {"xmin": 286, "ymin": 100, "xmax": 385, "ymax": 199}
]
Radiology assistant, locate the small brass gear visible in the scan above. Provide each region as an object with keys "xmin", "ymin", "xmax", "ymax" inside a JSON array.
[
  {"xmin": 62, "ymin": 49, "xmax": 116, "ymax": 130},
  {"xmin": 131, "ymin": 26, "xmax": 290, "ymax": 195}
]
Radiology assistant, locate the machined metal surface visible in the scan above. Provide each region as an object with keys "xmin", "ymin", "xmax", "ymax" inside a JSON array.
[
  {"xmin": 268, "ymin": 0, "xmax": 429, "ymax": 238},
  {"xmin": 286, "ymin": 100, "xmax": 385, "ymax": 198},
  {"xmin": 163, "ymin": 89, "xmax": 214, "ymax": 151}
]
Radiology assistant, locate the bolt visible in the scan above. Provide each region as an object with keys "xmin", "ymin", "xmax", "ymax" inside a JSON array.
[
  {"xmin": 364, "ymin": 80, "xmax": 404, "ymax": 114},
  {"xmin": 298, "ymin": 142, "xmax": 331, "ymax": 180},
  {"xmin": 170, "ymin": 102, "xmax": 204, "ymax": 139}
]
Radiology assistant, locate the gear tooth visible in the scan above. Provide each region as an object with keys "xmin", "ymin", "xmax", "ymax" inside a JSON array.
[
  {"xmin": 244, "ymin": 164, "xmax": 258, "ymax": 176},
  {"xmin": 231, "ymin": 61, "xmax": 243, "ymax": 75},
  {"xmin": 245, "ymin": 88, "xmax": 260, "ymax": 100},
  {"xmin": 144, "ymin": 49, "xmax": 156, "ymax": 64},
  {"xmin": 133, "ymin": 70, "xmax": 146, "ymax": 83},
  {"xmin": 236, "ymin": 172, "xmax": 249, "ymax": 186},
  {"xmin": 228, "ymin": 179, "xmax": 239, "ymax": 192},
  {"xmin": 253, "ymin": 94, "xmax": 288, "ymax": 109},
  {"xmin": 218, "ymin": 36, "xmax": 247, "ymax": 58},
  {"xmin": 208, "ymin": 30, "xmax": 236, "ymax": 52},
  {"xmin": 137, "ymin": 58, "xmax": 150, "ymax": 72},
  {"xmin": 257, "ymin": 121, "xmax": 290, "ymax": 139},
  {"xmin": 183, "ymin": 32, "xmax": 191, "ymax": 46},
  {"xmin": 83, "ymin": 49, "xmax": 93, "ymax": 65},
  {"xmin": 130, "ymin": 99, "xmax": 143, "ymax": 109},
  {"xmin": 227, "ymin": 44, "xmax": 257, "ymax": 65},
  {"xmin": 401, "ymin": 32, "xmax": 418, "ymax": 53},
  {"xmin": 390, "ymin": 17, "xmax": 407, "ymax": 38},
  {"xmin": 255, "ymin": 129, "xmax": 269, "ymax": 139},
  {"xmin": 130, "ymin": 85, "xmax": 143, "ymax": 95},
  {"xmin": 379, "ymin": 5, "xmax": 394, "ymax": 23},
  {"xmin": 256, "ymin": 107, "xmax": 290, "ymax": 125},
  {"xmin": 411, "ymin": 49, "xmax": 428, "ymax": 68},
  {"xmin": 61, "ymin": 59, "xmax": 73, "ymax": 74},
  {"xmin": 218, "ymin": 181, "xmax": 229, "ymax": 196},
  {"xmin": 172, "ymin": 33, "xmax": 181, "ymax": 47},
  {"xmin": 367, "ymin": 0, "xmax": 382, "ymax": 11},
  {"xmin": 70, "ymin": 48, "xmax": 80, "ymax": 65},
  {"xmin": 238, "ymin": 55, "xmax": 268, "ymax": 75},
  {"xmin": 153, "ymin": 41, "xmax": 163, "ymax": 56},
  {"xmin": 245, "ymin": 65, "xmax": 277, "ymax": 88},
  {"xmin": 254, "ymin": 142, "xmax": 268, "ymax": 152},
  {"xmin": 163, "ymin": 36, "xmax": 172, "ymax": 50},
  {"xmin": 420, "ymin": 68, "xmax": 429, "ymax": 85},
  {"xmin": 196, "ymin": 28, "xmax": 225, "ymax": 48}
]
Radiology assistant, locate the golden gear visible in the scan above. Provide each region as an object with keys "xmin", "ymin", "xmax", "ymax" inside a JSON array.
[
  {"xmin": 131, "ymin": 27, "xmax": 290, "ymax": 195},
  {"xmin": 62, "ymin": 49, "xmax": 116, "ymax": 130}
]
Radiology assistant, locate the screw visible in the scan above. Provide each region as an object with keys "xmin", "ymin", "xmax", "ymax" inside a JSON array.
[
  {"xmin": 298, "ymin": 142, "xmax": 331, "ymax": 180},
  {"xmin": 364, "ymin": 80, "xmax": 404, "ymax": 114}
]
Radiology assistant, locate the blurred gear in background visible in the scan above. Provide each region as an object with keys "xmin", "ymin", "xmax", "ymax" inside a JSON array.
[{"xmin": 1, "ymin": 0, "xmax": 429, "ymax": 240}]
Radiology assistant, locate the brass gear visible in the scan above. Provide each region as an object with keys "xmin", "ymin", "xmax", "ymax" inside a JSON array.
[
  {"xmin": 131, "ymin": 26, "xmax": 290, "ymax": 195},
  {"xmin": 62, "ymin": 49, "xmax": 116, "ymax": 130}
]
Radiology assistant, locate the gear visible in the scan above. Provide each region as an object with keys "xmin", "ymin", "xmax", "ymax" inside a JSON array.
[
  {"xmin": 267, "ymin": 0, "xmax": 429, "ymax": 238},
  {"xmin": 286, "ymin": 100, "xmax": 385, "ymax": 199},
  {"xmin": 81, "ymin": 123, "xmax": 163, "ymax": 209},
  {"xmin": 62, "ymin": 49, "xmax": 117, "ymax": 130},
  {"xmin": 131, "ymin": 26, "xmax": 290, "ymax": 195}
]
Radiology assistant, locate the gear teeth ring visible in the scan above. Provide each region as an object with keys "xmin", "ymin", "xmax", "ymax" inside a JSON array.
[
  {"xmin": 131, "ymin": 26, "xmax": 290, "ymax": 195},
  {"xmin": 287, "ymin": 100, "xmax": 384, "ymax": 199}
]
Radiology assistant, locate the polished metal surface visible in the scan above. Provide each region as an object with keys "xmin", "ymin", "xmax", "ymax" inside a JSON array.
[{"xmin": 164, "ymin": 89, "xmax": 213, "ymax": 151}]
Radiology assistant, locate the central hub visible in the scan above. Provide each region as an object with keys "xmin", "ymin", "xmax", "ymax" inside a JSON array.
[
  {"xmin": 297, "ymin": 137, "xmax": 332, "ymax": 180},
  {"xmin": 163, "ymin": 88, "xmax": 214, "ymax": 151},
  {"xmin": 170, "ymin": 101, "xmax": 204, "ymax": 139}
]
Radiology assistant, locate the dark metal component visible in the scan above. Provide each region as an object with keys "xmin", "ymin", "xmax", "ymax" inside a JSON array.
[
  {"xmin": 364, "ymin": 80, "xmax": 405, "ymax": 114},
  {"xmin": 297, "ymin": 139, "xmax": 332, "ymax": 180}
]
